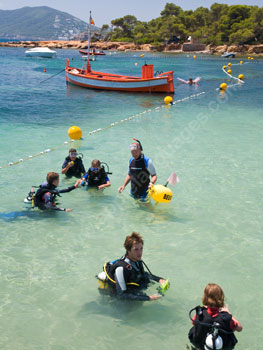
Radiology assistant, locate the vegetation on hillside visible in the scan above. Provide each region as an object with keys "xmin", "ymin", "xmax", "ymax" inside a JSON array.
[{"xmin": 103, "ymin": 3, "xmax": 263, "ymax": 46}]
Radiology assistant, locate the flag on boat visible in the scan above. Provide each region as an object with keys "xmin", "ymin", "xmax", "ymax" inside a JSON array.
[{"xmin": 91, "ymin": 17, "xmax": 95, "ymax": 25}]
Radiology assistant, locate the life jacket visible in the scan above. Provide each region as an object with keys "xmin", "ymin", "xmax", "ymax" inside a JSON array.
[
  {"xmin": 104, "ymin": 257, "xmax": 150, "ymax": 290},
  {"xmin": 129, "ymin": 155, "xmax": 150, "ymax": 197},
  {"xmin": 188, "ymin": 306, "xmax": 238, "ymax": 350},
  {"xmin": 34, "ymin": 184, "xmax": 59, "ymax": 209},
  {"xmin": 87, "ymin": 167, "xmax": 107, "ymax": 187},
  {"xmin": 64, "ymin": 156, "xmax": 84, "ymax": 178}
]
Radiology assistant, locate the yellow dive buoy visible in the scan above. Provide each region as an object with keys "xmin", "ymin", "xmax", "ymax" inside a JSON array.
[
  {"xmin": 148, "ymin": 185, "xmax": 173, "ymax": 203},
  {"xmin": 248, "ymin": 57, "xmax": 251, "ymax": 60},
  {"xmin": 193, "ymin": 55, "xmax": 196, "ymax": 59},
  {"xmin": 68, "ymin": 126, "xmax": 82, "ymax": 140},
  {"xmin": 164, "ymin": 96, "xmax": 173, "ymax": 105},
  {"xmin": 227, "ymin": 69, "xmax": 232, "ymax": 75},
  {"xmin": 140, "ymin": 54, "xmax": 145, "ymax": 58},
  {"xmin": 223, "ymin": 65, "xmax": 227, "ymax": 70},
  {"xmin": 250, "ymin": 57, "xmax": 254, "ymax": 60},
  {"xmin": 227, "ymin": 62, "xmax": 232, "ymax": 67},
  {"xmin": 238, "ymin": 74, "xmax": 244, "ymax": 81},
  {"xmin": 240, "ymin": 61, "xmax": 243, "ymax": 65},
  {"xmin": 220, "ymin": 83, "xmax": 227, "ymax": 91}
]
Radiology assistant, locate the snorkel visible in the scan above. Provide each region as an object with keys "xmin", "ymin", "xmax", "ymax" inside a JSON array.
[{"xmin": 132, "ymin": 138, "xmax": 143, "ymax": 151}]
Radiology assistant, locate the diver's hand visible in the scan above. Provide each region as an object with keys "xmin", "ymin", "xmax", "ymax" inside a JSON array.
[
  {"xmin": 68, "ymin": 161, "xmax": 74, "ymax": 168},
  {"xmin": 65, "ymin": 208, "xmax": 72, "ymax": 212},
  {"xmin": 74, "ymin": 179, "xmax": 82, "ymax": 187},
  {"xmin": 149, "ymin": 294, "xmax": 161, "ymax": 300},
  {"xmin": 98, "ymin": 185, "xmax": 105, "ymax": 190},
  {"xmin": 118, "ymin": 185, "xmax": 125, "ymax": 193},
  {"xmin": 159, "ymin": 279, "xmax": 168, "ymax": 286}
]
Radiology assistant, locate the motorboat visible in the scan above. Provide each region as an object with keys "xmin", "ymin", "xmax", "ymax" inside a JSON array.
[
  {"xmin": 221, "ymin": 52, "xmax": 235, "ymax": 58},
  {"xmin": 25, "ymin": 47, "xmax": 57, "ymax": 58},
  {"xmin": 79, "ymin": 49, "xmax": 105, "ymax": 56}
]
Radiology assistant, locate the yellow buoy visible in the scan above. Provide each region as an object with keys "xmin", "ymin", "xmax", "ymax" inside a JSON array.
[
  {"xmin": 148, "ymin": 185, "xmax": 173, "ymax": 203},
  {"xmin": 240, "ymin": 61, "xmax": 243, "ymax": 65},
  {"xmin": 164, "ymin": 96, "xmax": 173, "ymax": 105},
  {"xmin": 227, "ymin": 62, "xmax": 232, "ymax": 67},
  {"xmin": 193, "ymin": 55, "xmax": 196, "ymax": 59},
  {"xmin": 220, "ymin": 83, "xmax": 227, "ymax": 91},
  {"xmin": 140, "ymin": 54, "xmax": 145, "ymax": 58},
  {"xmin": 223, "ymin": 65, "xmax": 227, "ymax": 70},
  {"xmin": 68, "ymin": 126, "xmax": 82, "ymax": 140},
  {"xmin": 238, "ymin": 74, "xmax": 244, "ymax": 80},
  {"xmin": 227, "ymin": 69, "xmax": 232, "ymax": 74},
  {"xmin": 250, "ymin": 57, "xmax": 254, "ymax": 60}
]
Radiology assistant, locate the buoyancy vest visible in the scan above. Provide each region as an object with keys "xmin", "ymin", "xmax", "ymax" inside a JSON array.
[
  {"xmin": 34, "ymin": 184, "xmax": 59, "ymax": 209},
  {"xmin": 64, "ymin": 156, "xmax": 84, "ymax": 178},
  {"xmin": 87, "ymin": 167, "xmax": 107, "ymax": 187},
  {"xmin": 105, "ymin": 258, "xmax": 150, "ymax": 289},
  {"xmin": 188, "ymin": 306, "xmax": 238, "ymax": 350},
  {"xmin": 129, "ymin": 155, "xmax": 150, "ymax": 197}
]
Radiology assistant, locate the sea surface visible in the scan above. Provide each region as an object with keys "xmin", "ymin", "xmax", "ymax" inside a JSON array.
[{"xmin": 0, "ymin": 47, "xmax": 262, "ymax": 350}]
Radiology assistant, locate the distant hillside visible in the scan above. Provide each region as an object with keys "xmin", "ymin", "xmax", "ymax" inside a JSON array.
[{"xmin": 0, "ymin": 6, "xmax": 99, "ymax": 40}]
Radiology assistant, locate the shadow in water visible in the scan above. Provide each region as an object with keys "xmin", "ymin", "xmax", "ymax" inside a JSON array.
[{"xmin": 0, "ymin": 208, "xmax": 72, "ymax": 222}]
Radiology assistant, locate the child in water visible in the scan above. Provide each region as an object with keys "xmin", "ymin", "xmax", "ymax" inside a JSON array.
[
  {"xmin": 188, "ymin": 283, "xmax": 242, "ymax": 350},
  {"xmin": 82, "ymin": 160, "xmax": 111, "ymax": 190}
]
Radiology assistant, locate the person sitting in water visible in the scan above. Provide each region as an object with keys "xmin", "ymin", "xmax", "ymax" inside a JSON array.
[
  {"xmin": 82, "ymin": 159, "xmax": 111, "ymax": 190},
  {"xmin": 34, "ymin": 172, "xmax": 79, "ymax": 212},
  {"xmin": 188, "ymin": 283, "xmax": 242, "ymax": 350},
  {"xmin": 102, "ymin": 232, "xmax": 168, "ymax": 301},
  {"xmin": 61, "ymin": 148, "xmax": 86, "ymax": 178},
  {"xmin": 118, "ymin": 139, "xmax": 157, "ymax": 200}
]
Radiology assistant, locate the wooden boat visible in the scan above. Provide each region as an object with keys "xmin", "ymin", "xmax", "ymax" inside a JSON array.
[
  {"xmin": 66, "ymin": 12, "xmax": 174, "ymax": 93},
  {"xmin": 79, "ymin": 49, "xmax": 105, "ymax": 56},
  {"xmin": 66, "ymin": 59, "xmax": 174, "ymax": 93}
]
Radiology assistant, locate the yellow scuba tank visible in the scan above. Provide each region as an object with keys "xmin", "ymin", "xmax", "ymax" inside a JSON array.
[
  {"xmin": 148, "ymin": 184, "xmax": 173, "ymax": 203},
  {"xmin": 97, "ymin": 271, "xmax": 109, "ymax": 289}
]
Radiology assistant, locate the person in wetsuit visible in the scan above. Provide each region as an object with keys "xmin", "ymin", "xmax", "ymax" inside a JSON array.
[
  {"xmin": 34, "ymin": 172, "xmax": 79, "ymax": 212},
  {"xmin": 105, "ymin": 232, "xmax": 168, "ymax": 301},
  {"xmin": 189, "ymin": 283, "xmax": 242, "ymax": 350},
  {"xmin": 82, "ymin": 159, "xmax": 111, "ymax": 190},
  {"xmin": 118, "ymin": 139, "xmax": 157, "ymax": 200},
  {"xmin": 61, "ymin": 148, "xmax": 86, "ymax": 178}
]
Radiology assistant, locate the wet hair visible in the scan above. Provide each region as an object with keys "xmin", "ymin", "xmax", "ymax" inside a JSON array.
[
  {"xmin": 202, "ymin": 283, "xmax": 225, "ymax": 308},
  {"xmin": 91, "ymin": 159, "xmax": 101, "ymax": 169},
  {"xmin": 124, "ymin": 232, "xmax": 144, "ymax": 253},
  {"xmin": 46, "ymin": 172, "xmax": 59, "ymax": 184},
  {"xmin": 69, "ymin": 148, "xmax": 77, "ymax": 153}
]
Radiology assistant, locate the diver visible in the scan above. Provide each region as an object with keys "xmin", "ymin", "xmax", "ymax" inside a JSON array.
[
  {"xmin": 188, "ymin": 283, "xmax": 242, "ymax": 350},
  {"xmin": 61, "ymin": 148, "xmax": 86, "ymax": 178},
  {"xmin": 118, "ymin": 138, "xmax": 157, "ymax": 201},
  {"xmin": 33, "ymin": 172, "xmax": 79, "ymax": 212},
  {"xmin": 97, "ymin": 232, "xmax": 168, "ymax": 301},
  {"xmin": 81, "ymin": 159, "xmax": 111, "ymax": 190}
]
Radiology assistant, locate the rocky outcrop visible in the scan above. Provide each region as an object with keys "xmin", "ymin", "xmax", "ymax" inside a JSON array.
[{"xmin": 0, "ymin": 40, "xmax": 263, "ymax": 55}]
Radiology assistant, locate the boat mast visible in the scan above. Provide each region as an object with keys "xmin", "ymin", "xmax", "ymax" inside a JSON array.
[{"xmin": 87, "ymin": 11, "xmax": 92, "ymax": 73}]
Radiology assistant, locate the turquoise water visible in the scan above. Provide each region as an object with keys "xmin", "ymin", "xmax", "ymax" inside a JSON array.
[{"xmin": 0, "ymin": 47, "xmax": 262, "ymax": 350}]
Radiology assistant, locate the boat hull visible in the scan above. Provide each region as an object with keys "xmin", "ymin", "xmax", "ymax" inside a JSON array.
[
  {"xmin": 79, "ymin": 50, "xmax": 105, "ymax": 56},
  {"xmin": 65, "ymin": 61, "xmax": 174, "ymax": 93}
]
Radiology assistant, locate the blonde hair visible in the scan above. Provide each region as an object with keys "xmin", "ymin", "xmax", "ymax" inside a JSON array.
[{"xmin": 202, "ymin": 283, "xmax": 225, "ymax": 308}]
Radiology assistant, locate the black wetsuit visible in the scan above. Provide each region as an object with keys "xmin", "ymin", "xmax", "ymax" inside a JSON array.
[
  {"xmin": 106, "ymin": 257, "xmax": 162, "ymax": 301},
  {"xmin": 34, "ymin": 183, "xmax": 76, "ymax": 211},
  {"xmin": 62, "ymin": 156, "xmax": 85, "ymax": 178}
]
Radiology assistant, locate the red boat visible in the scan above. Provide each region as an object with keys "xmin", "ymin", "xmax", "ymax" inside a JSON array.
[
  {"xmin": 79, "ymin": 49, "xmax": 106, "ymax": 56},
  {"xmin": 66, "ymin": 59, "xmax": 174, "ymax": 93}
]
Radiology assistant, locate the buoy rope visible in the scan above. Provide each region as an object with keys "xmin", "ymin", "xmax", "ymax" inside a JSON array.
[
  {"xmin": 222, "ymin": 66, "xmax": 245, "ymax": 84},
  {"xmin": 0, "ymin": 92, "xmax": 205, "ymax": 170}
]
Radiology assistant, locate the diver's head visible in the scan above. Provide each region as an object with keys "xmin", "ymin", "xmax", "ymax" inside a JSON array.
[
  {"xmin": 124, "ymin": 232, "xmax": 144, "ymax": 261},
  {"xmin": 202, "ymin": 283, "xmax": 225, "ymax": 308},
  {"xmin": 188, "ymin": 78, "xmax": 193, "ymax": 84},
  {"xmin": 129, "ymin": 142, "xmax": 142, "ymax": 159},
  {"xmin": 69, "ymin": 148, "xmax": 77, "ymax": 161},
  {"xmin": 46, "ymin": 172, "xmax": 59, "ymax": 187},
  {"xmin": 90, "ymin": 159, "xmax": 101, "ymax": 173}
]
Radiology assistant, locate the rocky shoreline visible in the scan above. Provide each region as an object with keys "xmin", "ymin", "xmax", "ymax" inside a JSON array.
[{"xmin": 1, "ymin": 40, "xmax": 263, "ymax": 56}]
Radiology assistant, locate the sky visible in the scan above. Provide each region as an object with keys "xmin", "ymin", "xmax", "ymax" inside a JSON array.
[{"xmin": 0, "ymin": 0, "xmax": 262, "ymax": 26}]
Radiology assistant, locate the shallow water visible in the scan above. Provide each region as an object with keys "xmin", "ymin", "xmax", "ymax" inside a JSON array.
[{"xmin": 0, "ymin": 47, "xmax": 262, "ymax": 349}]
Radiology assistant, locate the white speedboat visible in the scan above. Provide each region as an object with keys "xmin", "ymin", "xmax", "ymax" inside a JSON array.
[{"xmin": 25, "ymin": 47, "xmax": 57, "ymax": 58}]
